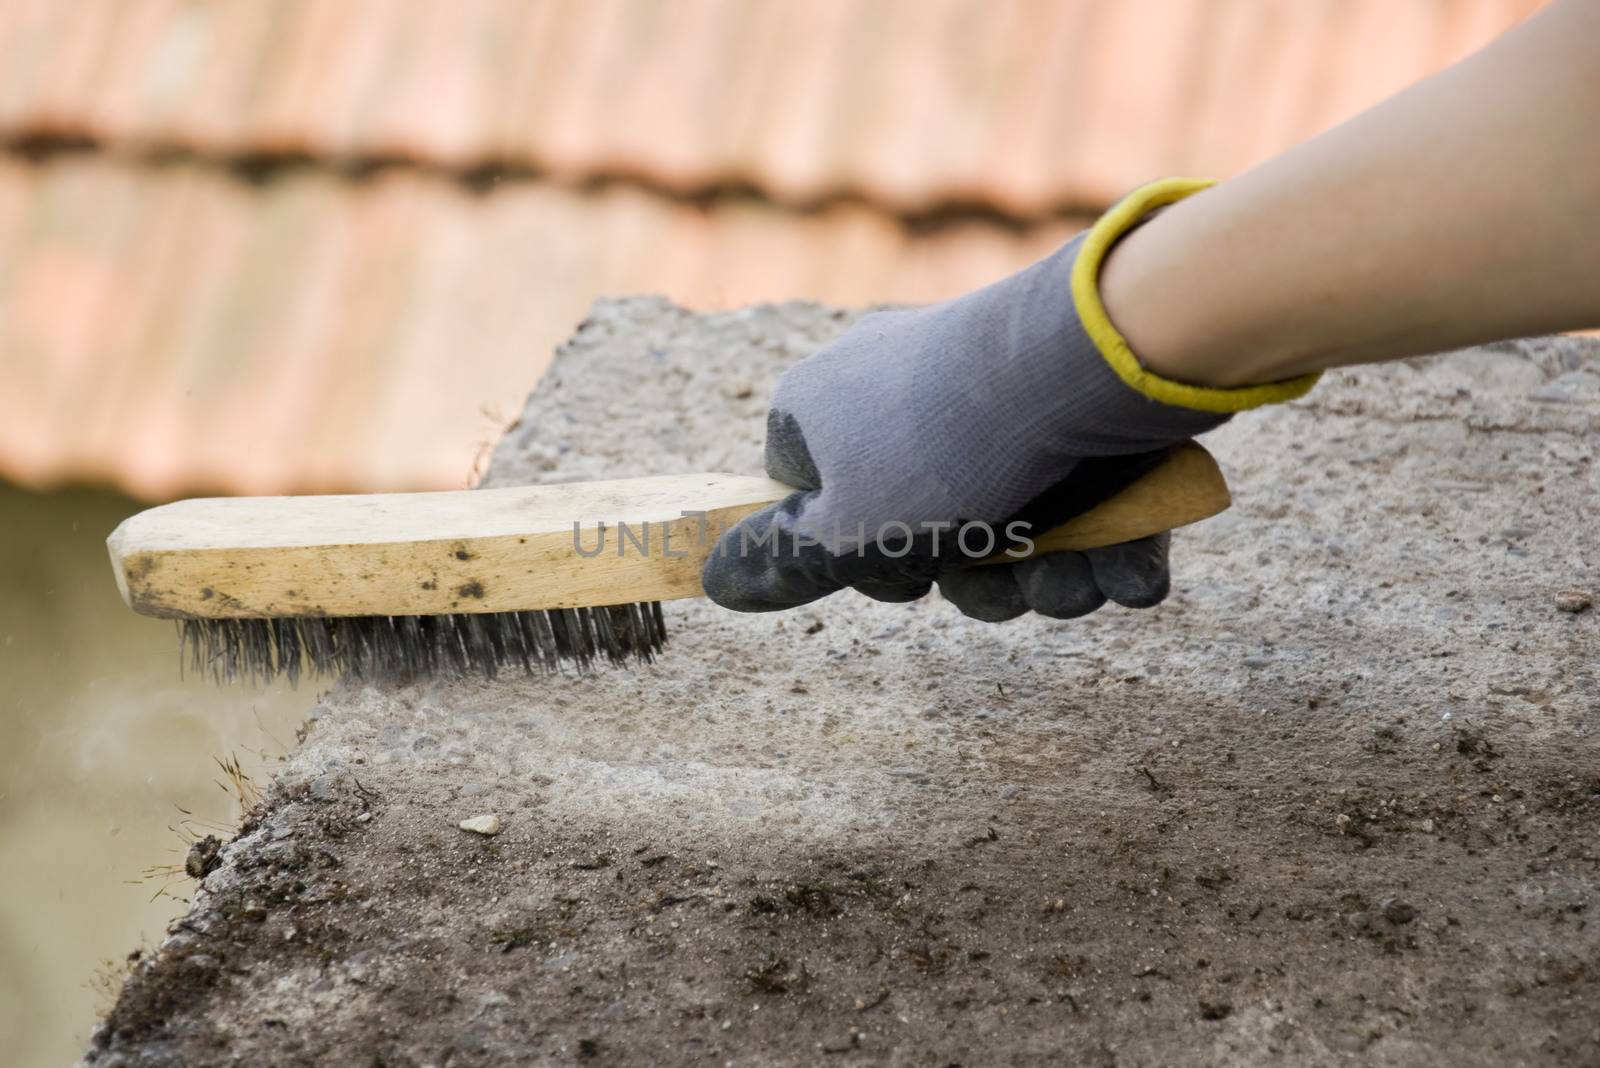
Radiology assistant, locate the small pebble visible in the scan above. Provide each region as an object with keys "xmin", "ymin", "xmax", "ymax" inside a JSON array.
[
  {"xmin": 355, "ymin": 812, "xmax": 372, "ymax": 824},
  {"xmin": 308, "ymin": 772, "xmax": 346, "ymax": 802},
  {"xmin": 1528, "ymin": 370, "xmax": 1600, "ymax": 403},
  {"xmin": 1554, "ymin": 590, "xmax": 1593, "ymax": 614},
  {"xmin": 1381, "ymin": 897, "xmax": 1417, "ymax": 925},
  {"xmin": 458, "ymin": 814, "xmax": 502, "ymax": 836}
]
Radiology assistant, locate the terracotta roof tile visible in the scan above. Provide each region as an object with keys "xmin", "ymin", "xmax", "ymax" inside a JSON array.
[
  {"xmin": 0, "ymin": 156, "xmax": 1080, "ymax": 497},
  {"xmin": 0, "ymin": 0, "xmax": 1543, "ymax": 214}
]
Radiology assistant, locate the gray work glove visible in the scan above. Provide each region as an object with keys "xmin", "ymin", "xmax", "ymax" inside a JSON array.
[{"xmin": 701, "ymin": 179, "xmax": 1318, "ymax": 621}]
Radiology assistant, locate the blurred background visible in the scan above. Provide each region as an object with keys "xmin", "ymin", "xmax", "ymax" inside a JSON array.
[{"xmin": 0, "ymin": 1, "xmax": 1543, "ymax": 1063}]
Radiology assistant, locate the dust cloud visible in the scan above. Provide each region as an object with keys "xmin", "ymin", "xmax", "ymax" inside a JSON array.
[{"xmin": 0, "ymin": 482, "xmax": 310, "ymax": 1067}]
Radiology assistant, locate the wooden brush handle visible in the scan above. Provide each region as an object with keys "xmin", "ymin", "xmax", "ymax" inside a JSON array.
[
  {"xmin": 109, "ymin": 443, "xmax": 1230, "ymax": 619},
  {"xmin": 978, "ymin": 441, "xmax": 1229, "ymax": 562}
]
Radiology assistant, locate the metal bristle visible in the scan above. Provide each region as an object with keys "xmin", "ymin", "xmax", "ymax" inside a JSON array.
[{"xmin": 176, "ymin": 603, "xmax": 667, "ymax": 686}]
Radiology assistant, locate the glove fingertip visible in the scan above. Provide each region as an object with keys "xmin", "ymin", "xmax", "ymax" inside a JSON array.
[
  {"xmin": 1085, "ymin": 533, "xmax": 1172, "ymax": 609},
  {"xmin": 699, "ymin": 500, "xmax": 839, "ymax": 613},
  {"xmin": 938, "ymin": 567, "xmax": 1029, "ymax": 622},
  {"xmin": 1015, "ymin": 552, "xmax": 1106, "ymax": 620},
  {"xmin": 853, "ymin": 579, "xmax": 934, "ymax": 604},
  {"xmin": 1101, "ymin": 571, "xmax": 1170, "ymax": 609}
]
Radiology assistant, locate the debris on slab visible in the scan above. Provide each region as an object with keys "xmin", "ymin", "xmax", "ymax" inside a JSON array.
[
  {"xmin": 184, "ymin": 835, "xmax": 222, "ymax": 880},
  {"xmin": 1554, "ymin": 589, "xmax": 1593, "ymax": 614},
  {"xmin": 458, "ymin": 814, "xmax": 502, "ymax": 836},
  {"xmin": 1381, "ymin": 897, "xmax": 1418, "ymax": 925}
]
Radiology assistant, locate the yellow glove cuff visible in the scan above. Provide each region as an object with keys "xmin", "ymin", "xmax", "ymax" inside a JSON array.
[{"xmin": 1070, "ymin": 177, "xmax": 1321, "ymax": 414}]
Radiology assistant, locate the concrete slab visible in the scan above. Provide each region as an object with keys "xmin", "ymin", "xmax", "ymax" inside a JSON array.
[{"xmin": 87, "ymin": 300, "xmax": 1598, "ymax": 1067}]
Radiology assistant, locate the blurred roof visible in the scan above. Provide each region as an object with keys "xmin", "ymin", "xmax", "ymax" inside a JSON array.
[
  {"xmin": 0, "ymin": 154, "xmax": 1077, "ymax": 497},
  {"xmin": 1, "ymin": 0, "xmax": 1541, "ymax": 214},
  {"xmin": 0, "ymin": 0, "xmax": 1545, "ymax": 497}
]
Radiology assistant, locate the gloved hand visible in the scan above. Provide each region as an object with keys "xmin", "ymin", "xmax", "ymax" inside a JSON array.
[{"xmin": 701, "ymin": 179, "xmax": 1318, "ymax": 620}]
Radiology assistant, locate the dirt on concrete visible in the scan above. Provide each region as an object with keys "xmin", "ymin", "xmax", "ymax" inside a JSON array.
[{"xmin": 85, "ymin": 300, "xmax": 1598, "ymax": 1067}]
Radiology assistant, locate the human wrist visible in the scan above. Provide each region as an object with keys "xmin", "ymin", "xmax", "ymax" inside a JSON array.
[{"xmin": 1085, "ymin": 181, "xmax": 1321, "ymax": 404}]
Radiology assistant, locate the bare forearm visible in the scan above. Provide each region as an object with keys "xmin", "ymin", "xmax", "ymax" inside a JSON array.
[{"xmin": 1099, "ymin": 0, "xmax": 1600, "ymax": 389}]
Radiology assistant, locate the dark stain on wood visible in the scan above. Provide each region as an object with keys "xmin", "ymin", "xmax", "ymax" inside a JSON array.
[{"xmin": 125, "ymin": 554, "xmax": 159, "ymax": 583}]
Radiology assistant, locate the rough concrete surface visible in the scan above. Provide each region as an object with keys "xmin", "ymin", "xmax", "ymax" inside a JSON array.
[{"xmin": 87, "ymin": 299, "xmax": 1598, "ymax": 1067}]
